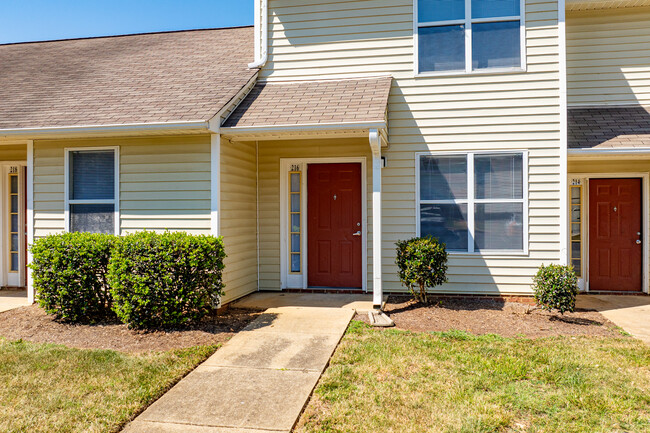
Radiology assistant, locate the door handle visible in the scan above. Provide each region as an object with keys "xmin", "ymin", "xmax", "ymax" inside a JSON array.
[
  {"xmin": 353, "ymin": 231, "xmax": 361, "ymax": 236},
  {"xmin": 636, "ymin": 240, "xmax": 642, "ymax": 245}
]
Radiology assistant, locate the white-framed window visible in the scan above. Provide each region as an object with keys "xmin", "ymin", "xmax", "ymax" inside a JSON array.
[
  {"xmin": 64, "ymin": 147, "xmax": 119, "ymax": 235},
  {"xmin": 414, "ymin": 0, "xmax": 525, "ymax": 75},
  {"xmin": 416, "ymin": 151, "xmax": 527, "ymax": 254}
]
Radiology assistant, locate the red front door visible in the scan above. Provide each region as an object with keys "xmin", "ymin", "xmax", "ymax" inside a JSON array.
[
  {"xmin": 307, "ymin": 163, "xmax": 363, "ymax": 288},
  {"xmin": 589, "ymin": 178, "xmax": 643, "ymax": 292}
]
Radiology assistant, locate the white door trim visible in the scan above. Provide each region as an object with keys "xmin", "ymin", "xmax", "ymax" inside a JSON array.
[
  {"xmin": 280, "ymin": 157, "xmax": 368, "ymax": 292},
  {"xmin": 568, "ymin": 173, "xmax": 649, "ymax": 294},
  {"xmin": 0, "ymin": 162, "xmax": 27, "ymax": 288}
]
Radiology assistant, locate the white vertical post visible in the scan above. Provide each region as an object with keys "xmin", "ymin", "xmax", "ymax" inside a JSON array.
[
  {"xmin": 369, "ymin": 130, "xmax": 383, "ymax": 309},
  {"xmin": 211, "ymin": 133, "xmax": 221, "ymax": 236},
  {"xmin": 558, "ymin": 0, "xmax": 569, "ymax": 266},
  {"xmin": 26, "ymin": 140, "xmax": 34, "ymax": 304}
]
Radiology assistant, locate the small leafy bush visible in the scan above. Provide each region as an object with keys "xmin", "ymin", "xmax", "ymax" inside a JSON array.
[
  {"xmin": 396, "ymin": 236, "xmax": 448, "ymax": 303},
  {"xmin": 533, "ymin": 264, "xmax": 579, "ymax": 314},
  {"xmin": 108, "ymin": 231, "xmax": 226, "ymax": 329},
  {"xmin": 30, "ymin": 232, "xmax": 115, "ymax": 323}
]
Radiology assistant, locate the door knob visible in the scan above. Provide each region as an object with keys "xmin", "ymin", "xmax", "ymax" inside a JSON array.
[
  {"xmin": 636, "ymin": 240, "xmax": 642, "ymax": 245},
  {"xmin": 353, "ymin": 231, "xmax": 361, "ymax": 236}
]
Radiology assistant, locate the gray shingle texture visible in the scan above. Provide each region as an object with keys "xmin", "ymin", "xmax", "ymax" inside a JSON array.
[
  {"xmin": 569, "ymin": 106, "xmax": 650, "ymax": 149},
  {"xmin": 223, "ymin": 77, "xmax": 393, "ymax": 128},
  {"xmin": 0, "ymin": 27, "xmax": 255, "ymax": 129}
]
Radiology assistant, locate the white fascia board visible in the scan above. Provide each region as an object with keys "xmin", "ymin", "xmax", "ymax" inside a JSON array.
[
  {"xmin": 221, "ymin": 121, "xmax": 388, "ymax": 135},
  {"xmin": 0, "ymin": 121, "xmax": 210, "ymax": 138},
  {"xmin": 568, "ymin": 148, "xmax": 650, "ymax": 156},
  {"xmin": 208, "ymin": 72, "xmax": 259, "ymax": 132}
]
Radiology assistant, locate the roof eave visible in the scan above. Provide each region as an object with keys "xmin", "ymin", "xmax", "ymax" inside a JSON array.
[
  {"xmin": 568, "ymin": 147, "xmax": 650, "ymax": 156},
  {"xmin": 0, "ymin": 121, "xmax": 211, "ymax": 140}
]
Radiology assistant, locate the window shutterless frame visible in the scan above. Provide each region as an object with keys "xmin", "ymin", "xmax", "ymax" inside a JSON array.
[
  {"xmin": 64, "ymin": 147, "xmax": 120, "ymax": 235},
  {"xmin": 415, "ymin": 150, "xmax": 529, "ymax": 255},
  {"xmin": 413, "ymin": 0, "xmax": 527, "ymax": 76}
]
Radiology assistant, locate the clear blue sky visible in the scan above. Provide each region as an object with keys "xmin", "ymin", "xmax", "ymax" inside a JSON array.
[{"xmin": 0, "ymin": 0, "xmax": 253, "ymax": 44}]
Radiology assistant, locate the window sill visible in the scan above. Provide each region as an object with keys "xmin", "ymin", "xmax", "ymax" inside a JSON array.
[
  {"xmin": 447, "ymin": 250, "xmax": 529, "ymax": 257},
  {"xmin": 414, "ymin": 67, "xmax": 526, "ymax": 79}
]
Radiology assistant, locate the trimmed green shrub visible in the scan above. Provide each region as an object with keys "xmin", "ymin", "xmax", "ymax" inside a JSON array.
[
  {"xmin": 108, "ymin": 231, "xmax": 226, "ymax": 329},
  {"xmin": 533, "ymin": 264, "xmax": 579, "ymax": 314},
  {"xmin": 29, "ymin": 232, "xmax": 115, "ymax": 323},
  {"xmin": 396, "ymin": 236, "xmax": 448, "ymax": 303}
]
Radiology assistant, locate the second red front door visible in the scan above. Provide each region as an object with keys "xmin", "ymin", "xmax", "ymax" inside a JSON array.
[
  {"xmin": 589, "ymin": 178, "xmax": 643, "ymax": 292},
  {"xmin": 307, "ymin": 163, "xmax": 363, "ymax": 288}
]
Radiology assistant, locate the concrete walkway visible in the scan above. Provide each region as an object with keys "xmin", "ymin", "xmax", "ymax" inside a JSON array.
[
  {"xmin": 0, "ymin": 290, "xmax": 29, "ymax": 313},
  {"xmin": 123, "ymin": 294, "xmax": 362, "ymax": 433},
  {"xmin": 577, "ymin": 295, "xmax": 650, "ymax": 344}
]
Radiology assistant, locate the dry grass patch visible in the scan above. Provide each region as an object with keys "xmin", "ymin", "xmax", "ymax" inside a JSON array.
[
  {"xmin": 0, "ymin": 338, "xmax": 214, "ymax": 433},
  {"xmin": 296, "ymin": 322, "xmax": 650, "ymax": 433}
]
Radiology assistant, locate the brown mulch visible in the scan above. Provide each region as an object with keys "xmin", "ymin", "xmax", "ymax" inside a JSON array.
[
  {"xmin": 358, "ymin": 296, "xmax": 623, "ymax": 338},
  {"xmin": 0, "ymin": 305, "xmax": 261, "ymax": 353}
]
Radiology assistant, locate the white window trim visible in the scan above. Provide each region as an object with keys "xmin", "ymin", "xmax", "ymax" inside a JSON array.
[
  {"xmin": 64, "ymin": 147, "xmax": 120, "ymax": 235},
  {"xmin": 413, "ymin": 0, "xmax": 527, "ymax": 77},
  {"xmin": 415, "ymin": 150, "xmax": 529, "ymax": 256}
]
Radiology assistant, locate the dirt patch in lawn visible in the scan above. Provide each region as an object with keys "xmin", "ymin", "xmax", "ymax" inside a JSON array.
[
  {"xmin": 357, "ymin": 296, "xmax": 623, "ymax": 338},
  {"xmin": 0, "ymin": 305, "xmax": 260, "ymax": 353}
]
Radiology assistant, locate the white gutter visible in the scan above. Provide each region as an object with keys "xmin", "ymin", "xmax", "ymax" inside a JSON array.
[
  {"xmin": 221, "ymin": 120, "xmax": 388, "ymax": 135},
  {"xmin": 568, "ymin": 148, "xmax": 650, "ymax": 155},
  {"xmin": 248, "ymin": 0, "xmax": 268, "ymax": 69},
  {"xmin": 0, "ymin": 120, "xmax": 210, "ymax": 138}
]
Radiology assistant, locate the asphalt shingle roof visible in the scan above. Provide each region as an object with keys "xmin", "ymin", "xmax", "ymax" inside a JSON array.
[
  {"xmin": 223, "ymin": 77, "xmax": 393, "ymax": 128},
  {"xmin": 569, "ymin": 106, "xmax": 650, "ymax": 149},
  {"xmin": 0, "ymin": 27, "xmax": 255, "ymax": 130}
]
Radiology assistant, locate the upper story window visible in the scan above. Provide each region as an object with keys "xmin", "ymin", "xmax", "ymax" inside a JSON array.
[
  {"xmin": 66, "ymin": 148, "xmax": 119, "ymax": 234},
  {"xmin": 416, "ymin": 0, "xmax": 524, "ymax": 75}
]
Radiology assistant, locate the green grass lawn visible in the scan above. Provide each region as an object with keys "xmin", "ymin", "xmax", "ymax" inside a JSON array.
[
  {"xmin": 297, "ymin": 322, "xmax": 650, "ymax": 433},
  {"xmin": 0, "ymin": 338, "xmax": 215, "ymax": 433}
]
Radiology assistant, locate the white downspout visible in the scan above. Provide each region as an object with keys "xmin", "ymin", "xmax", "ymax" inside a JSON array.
[
  {"xmin": 369, "ymin": 129, "xmax": 383, "ymax": 309},
  {"xmin": 248, "ymin": 0, "xmax": 269, "ymax": 69}
]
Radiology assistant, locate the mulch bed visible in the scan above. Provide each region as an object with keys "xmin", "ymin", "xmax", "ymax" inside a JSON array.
[
  {"xmin": 0, "ymin": 305, "xmax": 261, "ymax": 353},
  {"xmin": 358, "ymin": 296, "xmax": 623, "ymax": 338}
]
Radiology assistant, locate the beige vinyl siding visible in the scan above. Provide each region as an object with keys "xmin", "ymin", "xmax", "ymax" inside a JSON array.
[
  {"xmin": 567, "ymin": 7, "xmax": 650, "ymax": 106},
  {"xmin": 220, "ymin": 140, "xmax": 259, "ymax": 303},
  {"xmin": 33, "ymin": 135, "xmax": 212, "ymax": 238},
  {"xmin": 261, "ymin": 0, "xmax": 562, "ymax": 295},
  {"xmin": 0, "ymin": 144, "xmax": 27, "ymax": 161},
  {"xmin": 258, "ymin": 138, "xmax": 373, "ymax": 291}
]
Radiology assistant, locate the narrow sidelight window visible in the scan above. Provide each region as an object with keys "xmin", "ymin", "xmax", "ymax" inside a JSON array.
[
  {"xmin": 416, "ymin": 0, "xmax": 524, "ymax": 74},
  {"xmin": 289, "ymin": 170, "xmax": 302, "ymax": 273},
  {"xmin": 8, "ymin": 171, "xmax": 19, "ymax": 272},
  {"xmin": 418, "ymin": 152, "xmax": 526, "ymax": 253},
  {"xmin": 569, "ymin": 184, "xmax": 582, "ymax": 276},
  {"xmin": 67, "ymin": 149, "xmax": 118, "ymax": 234}
]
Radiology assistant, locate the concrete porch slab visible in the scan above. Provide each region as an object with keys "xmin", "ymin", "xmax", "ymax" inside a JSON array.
[
  {"xmin": 241, "ymin": 307, "xmax": 353, "ymax": 335},
  {"xmin": 577, "ymin": 295, "xmax": 650, "ymax": 344},
  {"xmin": 0, "ymin": 290, "xmax": 29, "ymax": 313},
  {"xmin": 231, "ymin": 291, "xmax": 386, "ymax": 312}
]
